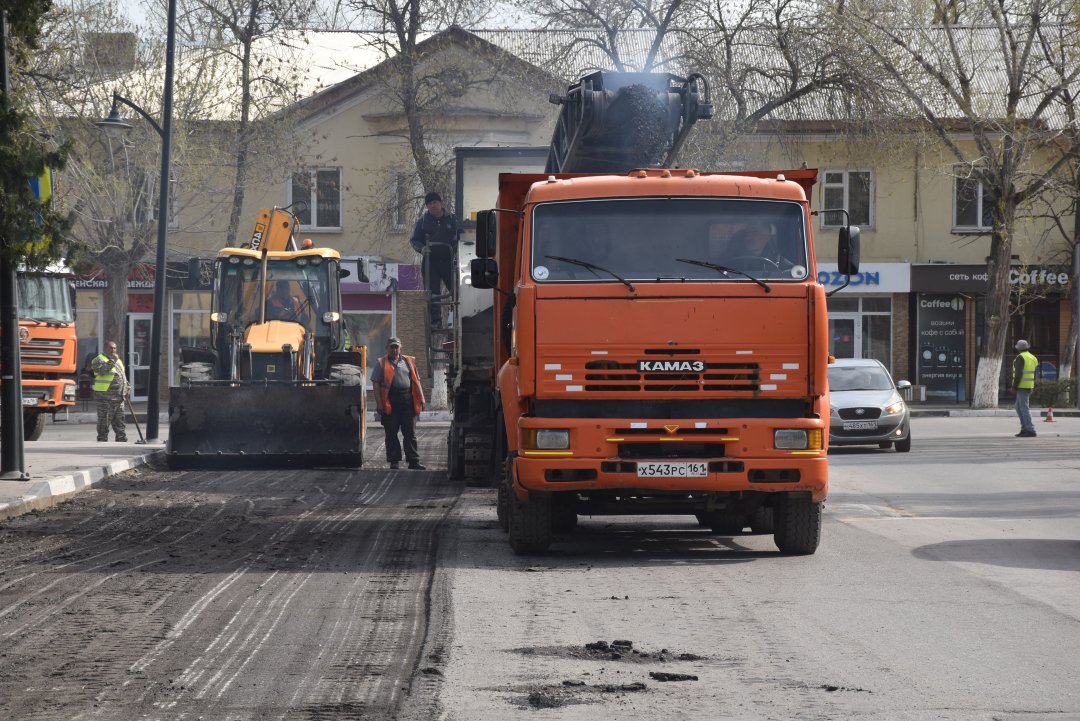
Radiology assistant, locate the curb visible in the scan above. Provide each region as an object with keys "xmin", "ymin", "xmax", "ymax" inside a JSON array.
[{"xmin": 0, "ymin": 450, "xmax": 165, "ymax": 522}]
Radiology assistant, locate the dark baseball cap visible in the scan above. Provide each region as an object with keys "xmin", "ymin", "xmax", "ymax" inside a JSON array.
[
  {"xmin": 424, "ymin": 192, "xmax": 442, "ymax": 204},
  {"xmin": 387, "ymin": 337, "xmax": 401, "ymax": 346}
]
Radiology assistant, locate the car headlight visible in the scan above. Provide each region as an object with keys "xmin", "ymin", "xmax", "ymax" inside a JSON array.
[
  {"xmin": 884, "ymin": 401, "xmax": 905, "ymax": 415},
  {"xmin": 524, "ymin": 429, "xmax": 570, "ymax": 450},
  {"xmin": 829, "ymin": 406, "xmax": 839, "ymax": 417}
]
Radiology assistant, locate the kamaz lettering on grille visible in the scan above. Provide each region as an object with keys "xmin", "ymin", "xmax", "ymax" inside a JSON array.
[{"xmin": 637, "ymin": 360, "xmax": 706, "ymax": 372}]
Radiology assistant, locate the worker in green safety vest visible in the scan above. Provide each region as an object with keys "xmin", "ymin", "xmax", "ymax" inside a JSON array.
[
  {"xmin": 91, "ymin": 340, "xmax": 129, "ymax": 442},
  {"xmin": 1011, "ymin": 339, "xmax": 1038, "ymax": 438}
]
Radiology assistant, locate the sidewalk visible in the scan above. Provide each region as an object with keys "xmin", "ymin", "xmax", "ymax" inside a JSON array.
[{"xmin": 0, "ymin": 401, "xmax": 1071, "ymax": 523}]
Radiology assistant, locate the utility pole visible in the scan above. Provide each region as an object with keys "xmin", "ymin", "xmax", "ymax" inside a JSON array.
[{"xmin": 0, "ymin": 11, "xmax": 28, "ymax": 480}]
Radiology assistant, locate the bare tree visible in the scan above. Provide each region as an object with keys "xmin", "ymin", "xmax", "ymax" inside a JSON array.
[
  {"xmin": 1031, "ymin": 20, "xmax": 1080, "ymax": 382},
  {"xmin": 516, "ymin": 0, "xmax": 694, "ymax": 73},
  {"xmin": 174, "ymin": 0, "xmax": 316, "ymax": 246},
  {"xmin": 328, "ymin": 0, "xmax": 499, "ymax": 215},
  {"xmin": 840, "ymin": 0, "xmax": 1080, "ymax": 407}
]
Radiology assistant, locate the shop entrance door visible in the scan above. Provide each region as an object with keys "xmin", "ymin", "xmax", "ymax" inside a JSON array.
[
  {"xmin": 126, "ymin": 313, "xmax": 152, "ymax": 401},
  {"xmin": 828, "ymin": 315, "xmax": 857, "ymax": 359}
]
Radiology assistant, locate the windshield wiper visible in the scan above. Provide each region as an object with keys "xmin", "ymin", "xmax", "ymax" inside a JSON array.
[
  {"xmin": 545, "ymin": 255, "xmax": 635, "ymax": 292},
  {"xmin": 674, "ymin": 258, "xmax": 771, "ymax": 293}
]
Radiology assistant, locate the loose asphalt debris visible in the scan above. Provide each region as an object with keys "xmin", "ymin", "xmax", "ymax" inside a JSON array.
[{"xmin": 649, "ymin": 672, "xmax": 699, "ymax": 682}]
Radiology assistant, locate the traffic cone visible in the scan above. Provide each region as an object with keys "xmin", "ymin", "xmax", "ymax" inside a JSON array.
[{"xmin": 1044, "ymin": 406, "xmax": 1055, "ymax": 422}]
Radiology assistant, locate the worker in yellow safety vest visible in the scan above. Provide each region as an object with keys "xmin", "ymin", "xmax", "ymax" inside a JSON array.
[
  {"xmin": 91, "ymin": 340, "xmax": 129, "ymax": 442},
  {"xmin": 1011, "ymin": 339, "xmax": 1038, "ymax": 438}
]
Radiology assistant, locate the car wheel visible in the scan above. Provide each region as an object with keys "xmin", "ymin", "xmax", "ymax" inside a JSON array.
[{"xmin": 895, "ymin": 434, "xmax": 912, "ymax": 452}]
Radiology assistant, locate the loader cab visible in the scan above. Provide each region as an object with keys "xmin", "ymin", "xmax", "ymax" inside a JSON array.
[{"xmin": 210, "ymin": 248, "xmax": 344, "ymax": 379}]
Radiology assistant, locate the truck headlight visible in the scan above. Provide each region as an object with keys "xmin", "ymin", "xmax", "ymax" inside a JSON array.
[
  {"xmin": 525, "ymin": 429, "xmax": 570, "ymax": 450},
  {"xmin": 774, "ymin": 429, "xmax": 808, "ymax": 449},
  {"xmin": 884, "ymin": 401, "xmax": 905, "ymax": 415},
  {"xmin": 62, "ymin": 385, "xmax": 76, "ymax": 401}
]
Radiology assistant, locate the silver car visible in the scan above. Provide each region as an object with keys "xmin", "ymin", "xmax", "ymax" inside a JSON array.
[{"xmin": 828, "ymin": 358, "xmax": 912, "ymax": 452}]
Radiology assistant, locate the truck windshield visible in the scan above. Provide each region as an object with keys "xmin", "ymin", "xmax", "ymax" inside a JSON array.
[
  {"xmin": 17, "ymin": 274, "xmax": 74, "ymax": 323},
  {"xmin": 531, "ymin": 198, "xmax": 808, "ymax": 283},
  {"xmin": 216, "ymin": 257, "xmax": 334, "ymax": 337}
]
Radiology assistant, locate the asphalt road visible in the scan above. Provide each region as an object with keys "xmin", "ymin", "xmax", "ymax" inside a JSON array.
[
  {"xmin": 0, "ymin": 430, "xmax": 457, "ymax": 721},
  {"xmin": 1, "ymin": 417, "xmax": 1078, "ymax": 720},
  {"xmin": 427, "ymin": 416, "xmax": 1080, "ymax": 720}
]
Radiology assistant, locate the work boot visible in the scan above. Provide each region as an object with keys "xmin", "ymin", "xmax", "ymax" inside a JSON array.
[
  {"xmin": 389, "ymin": 461, "xmax": 400, "ymax": 469},
  {"xmin": 116, "ymin": 437, "xmax": 128, "ymax": 442},
  {"xmin": 408, "ymin": 462, "xmax": 426, "ymax": 470},
  {"xmin": 1015, "ymin": 430, "xmax": 1037, "ymax": 437}
]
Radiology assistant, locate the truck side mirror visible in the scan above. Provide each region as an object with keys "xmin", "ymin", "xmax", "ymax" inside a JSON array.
[
  {"xmin": 837, "ymin": 226, "xmax": 861, "ymax": 276},
  {"xmin": 470, "ymin": 258, "xmax": 499, "ymax": 289},
  {"xmin": 475, "ymin": 210, "xmax": 497, "ymax": 258}
]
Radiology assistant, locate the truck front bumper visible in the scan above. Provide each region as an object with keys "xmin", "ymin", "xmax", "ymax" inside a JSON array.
[{"xmin": 513, "ymin": 416, "xmax": 828, "ymax": 502}]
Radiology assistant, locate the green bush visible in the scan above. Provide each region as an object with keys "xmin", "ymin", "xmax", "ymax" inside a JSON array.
[{"xmin": 1031, "ymin": 378, "xmax": 1076, "ymax": 407}]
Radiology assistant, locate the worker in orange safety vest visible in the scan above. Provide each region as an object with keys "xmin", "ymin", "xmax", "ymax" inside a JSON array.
[{"xmin": 371, "ymin": 336, "xmax": 426, "ymax": 469}]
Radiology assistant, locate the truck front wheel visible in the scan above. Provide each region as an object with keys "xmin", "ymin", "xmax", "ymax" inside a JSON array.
[
  {"xmin": 508, "ymin": 492, "xmax": 552, "ymax": 555},
  {"xmin": 23, "ymin": 410, "xmax": 46, "ymax": 441},
  {"xmin": 774, "ymin": 495, "xmax": 822, "ymax": 555}
]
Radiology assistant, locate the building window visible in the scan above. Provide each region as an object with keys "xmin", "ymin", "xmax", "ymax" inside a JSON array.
[
  {"xmin": 826, "ymin": 295, "xmax": 892, "ymax": 370},
  {"xmin": 170, "ymin": 291, "xmax": 212, "ymax": 385},
  {"xmin": 290, "ymin": 168, "xmax": 342, "ymax": 230},
  {"xmin": 953, "ymin": 175, "xmax": 992, "ymax": 231},
  {"xmin": 393, "ymin": 173, "xmax": 411, "ymax": 231},
  {"xmin": 821, "ymin": 170, "xmax": 872, "ymax": 228}
]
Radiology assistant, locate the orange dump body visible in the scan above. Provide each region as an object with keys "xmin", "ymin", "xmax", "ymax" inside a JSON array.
[{"xmin": 492, "ymin": 169, "xmax": 830, "ymax": 503}]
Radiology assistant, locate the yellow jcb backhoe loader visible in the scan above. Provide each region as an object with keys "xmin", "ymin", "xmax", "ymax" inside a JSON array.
[{"xmin": 167, "ymin": 206, "xmax": 367, "ymax": 468}]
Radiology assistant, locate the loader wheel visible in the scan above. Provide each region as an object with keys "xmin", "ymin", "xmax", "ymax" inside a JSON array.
[
  {"xmin": 23, "ymin": 410, "xmax": 45, "ymax": 441},
  {"xmin": 508, "ymin": 492, "xmax": 552, "ymax": 555},
  {"xmin": 773, "ymin": 495, "xmax": 822, "ymax": 555},
  {"xmin": 179, "ymin": 362, "xmax": 212, "ymax": 383},
  {"xmin": 329, "ymin": 364, "xmax": 364, "ymax": 386}
]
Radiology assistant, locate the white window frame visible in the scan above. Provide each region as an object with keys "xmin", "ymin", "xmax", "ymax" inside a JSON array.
[
  {"xmin": 952, "ymin": 174, "xmax": 992, "ymax": 232},
  {"xmin": 391, "ymin": 172, "xmax": 412, "ymax": 232},
  {"xmin": 289, "ymin": 167, "xmax": 343, "ymax": 231},
  {"xmin": 820, "ymin": 170, "xmax": 874, "ymax": 229}
]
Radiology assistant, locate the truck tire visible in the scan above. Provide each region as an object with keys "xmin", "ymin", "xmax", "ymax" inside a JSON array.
[
  {"xmin": 329, "ymin": 364, "xmax": 364, "ymax": 386},
  {"xmin": 496, "ymin": 455, "xmax": 513, "ymax": 533},
  {"xmin": 179, "ymin": 362, "xmax": 213, "ymax": 383},
  {"xmin": 447, "ymin": 427, "xmax": 465, "ymax": 480},
  {"xmin": 508, "ymin": 492, "xmax": 552, "ymax": 555},
  {"xmin": 774, "ymin": 495, "xmax": 822, "ymax": 555},
  {"xmin": 23, "ymin": 410, "xmax": 45, "ymax": 441}
]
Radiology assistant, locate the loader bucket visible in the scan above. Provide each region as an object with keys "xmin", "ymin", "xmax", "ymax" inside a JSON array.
[{"xmin": 166, "ymin": 383, "xmax": 365, "ymax": 469}]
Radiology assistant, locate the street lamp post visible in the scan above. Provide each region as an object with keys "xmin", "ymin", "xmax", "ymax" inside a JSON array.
[{"xmin": 94, "ymin": 0, "xmax": 176, "ymax": 441}]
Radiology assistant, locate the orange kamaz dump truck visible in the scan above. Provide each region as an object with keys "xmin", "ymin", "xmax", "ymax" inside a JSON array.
[
  {"xmin": 9, "ymin": 265, "xmax": 78, "ymax": 440},
  {"xmin": 456, "ymin": 72, "xmax": 860, "ymax": 554}
]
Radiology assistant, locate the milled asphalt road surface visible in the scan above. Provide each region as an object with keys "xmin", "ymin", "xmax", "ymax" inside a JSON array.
[{"xmin": 0, "ymin": 416, "xmax": 1077, "ymax": 720}]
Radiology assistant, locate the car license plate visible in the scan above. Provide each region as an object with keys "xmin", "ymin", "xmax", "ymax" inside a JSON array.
[
  {"xmin": 636, "ymin": 461, "xmax": 708, "ymax": 478},
  {"xmin": 843, "ymin": 420, "xmax": 878, "ymax": 430},
  {"xmin": 21, "ymin": 397, "xmax": 39, "ymax": 406}
]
